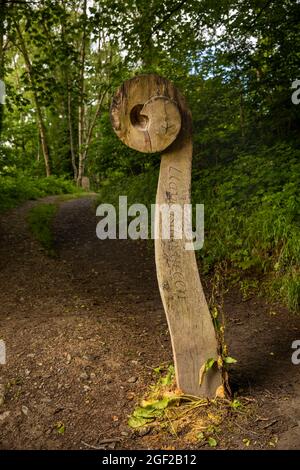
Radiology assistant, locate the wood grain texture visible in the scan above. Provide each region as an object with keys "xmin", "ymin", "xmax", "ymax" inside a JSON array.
[{"xmin": 111, "ymin": 74, "xmax": 222, "ymax": 397}]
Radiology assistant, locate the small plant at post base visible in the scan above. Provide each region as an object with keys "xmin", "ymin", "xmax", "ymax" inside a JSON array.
[
  {"xmin": 199, "ymin": 262, "xmax": 238, "ymax": 398},
  {"xmin": 127, "ymin": 363, "xmax": 253, "ymax": 448}
]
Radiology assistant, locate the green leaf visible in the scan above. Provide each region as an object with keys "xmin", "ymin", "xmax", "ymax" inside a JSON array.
[
  {"xmin": 133, "ymin": 406, "xmax": 161, "ymax": 419},
  {"xmin": 160, "ymin": 365, "xmax": 175, "ymax": 386},
  {"xmin": 231, "ymin": 399, "xmax": 242, "ymax": 409},
  {"xmin": 212, "ymin": 307, "xmax": 218, "ymax": 318},
  {"xmin": 56, "ymin": 422, "xmax": 65, "ymax": 434},
  {"xmin": 208, "ymin": 437, "xmax": 217, "ymax": 447},
  {"xmin": 150, "ymin": 397, "xmax": 172, "ymax": 410},
  {"xmin": 205, "ymin": 358, "xmax": 216, "ymax": 371},
  {"xmin": 223, "ymin": 356, "xmax": 237, "ymax": 364},
  {"xmin": 128, "ymin": 393, "xmax": 179, "ymax": 429},
  {"xmin": 160, "ymin": 375, "xmax": 172, "ymax": 386},
  {"xmin": 128, "ymin": 415, "xmax": 152, "ymax": 429},
  {"xmin": 213, "ymin": 317, "xmax": 221, "ymax": 331}
]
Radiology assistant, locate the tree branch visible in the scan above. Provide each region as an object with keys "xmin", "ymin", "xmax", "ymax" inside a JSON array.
[{"xmin": 144, "ymin": 0, "xmax": 189, "ymax": 45}]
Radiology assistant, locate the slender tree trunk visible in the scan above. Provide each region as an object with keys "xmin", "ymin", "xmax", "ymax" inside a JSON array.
[
  {"xmin": 61, "ymin": 2, "xmax": 78, "ymax": 182},
  {"xmin": 76, "ymin": 2, "xmax": 108, "ymax": 186},
  {"xmin": 67, "ymin": 86, "xmax": 77, "ymax": 180},
  {"xmin": 77, "ymin": 0, "xmax": 87, "ymax": 186},
  {"xmin": 240, "ymin": 89, "xmax": 245, "ymax": 140},
  {"xmin": 0, "ymin": 0, "xmax": 6, "ymax": 141},
  {"xmin": 37, "ymin": 133, "xmax": 40, "ymax": 162},
  {"xmin": 14, "ymin": 21, "xmax": 51, "ymax": 176},
  {"xmin": 77, "ymin": 142, "xmax": 85, "ymax": 185},
  {"xmin": 35, "ymin": 102, "xmax": 51, "ymax": 176}
]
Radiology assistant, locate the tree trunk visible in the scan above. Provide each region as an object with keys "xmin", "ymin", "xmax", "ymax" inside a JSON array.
[
  {"xmin": 0, "ymin": 0, "xmax": 6, "ymax": 141},
  {"xmin": 240, "ymin": 89, "xmax": 245, "ymax": 140},
  {"xmin": 14, "ymin": 21, "xmax": 51, "ymax": 176},
  {"xmin": 77, "ymin": 149, "xmax": 85, "ymax": 186},
  {"xmin": 77, "ymin": 0, "xmax": 87, "ymax": 186},
  {"xmin": 35, "ymin": 103, "xmax": 51, "ymax": 177},
  {"xmin": 67, "ymin": 87, "xmax": 77, "ymax": 181}
]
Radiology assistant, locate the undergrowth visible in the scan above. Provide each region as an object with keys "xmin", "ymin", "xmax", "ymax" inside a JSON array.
[{"xmin": 0, "ymin": 173, "xmax": 81, "ymax": 212}]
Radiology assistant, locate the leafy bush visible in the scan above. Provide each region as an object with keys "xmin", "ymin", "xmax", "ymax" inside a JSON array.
[
  {"xmin": 0, "ymin": 174, "xmax": 79, "ymax": 212},
  {"xmin": 194, "ymin": 144, "xmax": 300, "ymax": 311}
]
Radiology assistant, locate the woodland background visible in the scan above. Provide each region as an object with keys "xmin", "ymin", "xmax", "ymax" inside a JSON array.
[{"xmin": 0, "ymin": 0, "xmax": 299, "ymax": 311}]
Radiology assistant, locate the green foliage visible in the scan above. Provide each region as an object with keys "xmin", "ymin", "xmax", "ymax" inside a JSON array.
[
  {"xmin": 97, "ymin": 170, "xmax": 158, "ymax": 212},
  {"xmin": 0, "ymin": 174, "xmax": 79, "ymax": 212},
  {"xmin": 27, "ymin": 203, "xmax": 57, "ymax": 255},
  {"xmin": 230, "ymin": 399, "xmax": 242, "ymax": 410},
  {"xmin": 193, "ymin": 143, "xmax": 300, "ymax": 311},
  {"xmin": 55, "ymin": 421, "xmax": 66, "ymax": 435},
  {"xmin": 154, "ymin": 365, "xmax": 175, "ymax": 387},
  {"xmin": 128, "ymin": 395, "xmax": 179, "ymax": 429},
  {"xmin": 88, "ymin": 112, "xmax": 160, "ymax": 182},
  {"xmin": 128, "ymin": 364, "xmax": 178, "ymax": 429},
  {"xmin": 205, "ymin": 358, "xmax": 216, "ymax": 371}
]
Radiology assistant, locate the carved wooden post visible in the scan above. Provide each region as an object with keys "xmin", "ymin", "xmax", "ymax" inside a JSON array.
[{"xmin": 111, "ymin": 74, "xmax": 222, "ymax": 397}]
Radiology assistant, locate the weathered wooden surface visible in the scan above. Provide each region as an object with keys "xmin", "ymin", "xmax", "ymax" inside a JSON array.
[
  {"xmin": 111, "ymin": 77, "xmax": 182, "ymax": 153},
  {"xmin": 111, "ymin": 74, "xmax": 222, "ymax": 397}
]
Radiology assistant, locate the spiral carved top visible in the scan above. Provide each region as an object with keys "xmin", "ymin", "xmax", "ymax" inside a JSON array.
[{"xmin": 110, "ymin": 74, "xmax": 183, "ymax": 153}]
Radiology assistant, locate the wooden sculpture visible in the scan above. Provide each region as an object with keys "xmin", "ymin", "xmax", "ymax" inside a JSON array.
[{"xmin": 111, "ymin": 74, "xmax": 222, "ymax": 397}]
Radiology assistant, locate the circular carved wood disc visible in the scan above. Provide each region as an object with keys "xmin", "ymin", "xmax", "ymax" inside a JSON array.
[{"xmin": 110, "ymin": 75, "xmax": 181, "ymax": 153}]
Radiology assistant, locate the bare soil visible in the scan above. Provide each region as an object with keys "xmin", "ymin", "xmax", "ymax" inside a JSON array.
[{"xmin": 0, "ymin": 196, "xmax": 300, "ymax": 450}]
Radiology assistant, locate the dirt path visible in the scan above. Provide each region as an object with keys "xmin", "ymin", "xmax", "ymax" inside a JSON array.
[{"xmin": 0, "ymin": 196, "xmax": 300, "ymax": 450}]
